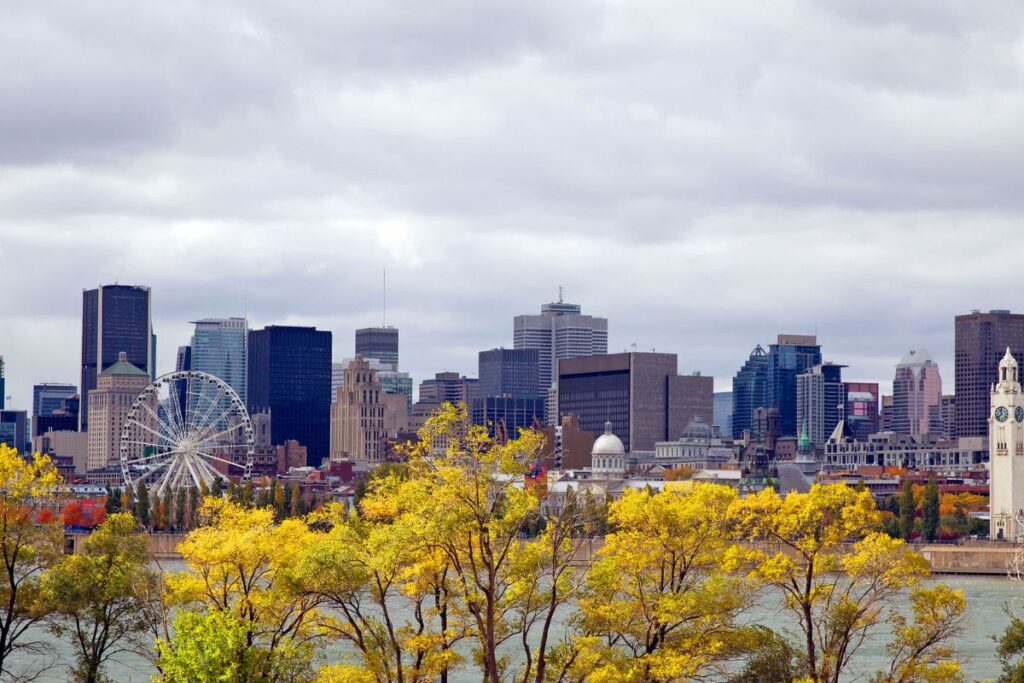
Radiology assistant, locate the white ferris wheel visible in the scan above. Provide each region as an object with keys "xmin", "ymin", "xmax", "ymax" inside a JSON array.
[{"xmin": 120, "ymin": 370, "xmax": 254, "ymax": 496}]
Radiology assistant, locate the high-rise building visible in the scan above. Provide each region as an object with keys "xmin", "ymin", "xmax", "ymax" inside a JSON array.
[
  {"xmin": 955, "ymin": 310, "xmax": 1024, "ymax": 439},
  {"xmin": 470, "ymin": 396, "xmax": 545, "ymax": 440},
  {"xmin": 513, "ymin": 299, "xmax": 608, "ymax": 414},
  {"xmin": 766, "ymin": 335, "xmax": 822, "ymax": 437},
  {"xmin": 892, "ymin": 350, "xmax": 943, "ymax": 437},
  {"xmin": 355, "ymin": 327, "xmax": 399, "ymax": 367},
  {"xmin": 418, "ymin": 372, "xmax": 479, "ymax": 407},
  {"xmin": 989, "ymin": 348, "xmax": 1024, "ymax": 541},
  {"xmin": 0, "ymin": 356, "xmax": 5, "ymax": 410},
  {"xmin": 86, "ymin": 352, "xmax": 150, "ymax": 470},
  {"xmin": 331, "ymin": 357, "xmax": 387, "ymax": 466},
  {"xmin": 190, "ymin": 318, "xmax": 248, "ymax": 403},
  {"xmin": 247, "ymin": 326, "xmax": 332, "ymax": 467},
  {"xmin": 713, "ymin": 391, "xmax": 733, "ymax": 437},
  {"xmin": 557, "ymin": 352, "xmax": 712, "ymax": 452},
  {"xmin": 175, "ymin": 345, "xmax": 192, "ymax": 372},
  {"xmin": 478, "ymin": 348, "xmax": 539, "ymax": 399},
  {"xmin": 80, "ymin": 285, "xmax": 155, "ymax": 432},
  {"xmin": 32, "ymin": 384, "xmax": 78, "ymax": 438},
  {"xmin": 796, "ymin": 363, "xmax": 845, "ymax": 446},
  {"xmin": 880, "ymin": 395, "xmax": 893, "ymax": 432},
  {"xmin": 731, "ymin": 345, "xmax": 768, "ymax": 439},
  {"xmin": 33, "ymin": 383, "xmax": 76, "ymax": 419},
  {"xmin": 843, "ymin": 382, "xmax": 879, "ymax": 441},
  {"xmin": 0, "ymin": 410, "xmax": 26, "ymax": 452},
  {"xmin": 940, "ymin": 395, "xmax": 956, "ymax": 441}
]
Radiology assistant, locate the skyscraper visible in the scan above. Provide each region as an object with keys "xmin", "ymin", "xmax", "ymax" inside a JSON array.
[
  {"xmin": 796, "ymin": 363, "xmax": 845, "ymax": 446},
  {"xmin": 713, "ymin": 392, "xmax": 733, "ymax": 436},
  {"xmin": 330, "ymin": 357, "xmax": 387, "ymax": 465},
  {"xmin": 175, "ymin": 345, "xmax": 192, "ymax": 372},
  {"xmin": 190, "ymin": 318, "xmax": 248, "ymax": 403},
  {"xmin": 892, "ymin": 350, "xmax": 943, "ymax": 437},
  {"xmin": 80, "ymin": 285, "xmax": 155, "ymax": 432},
  {"xmin": 513, "ymin": 298, "xmax": 608, "ymax": 416},
  {"xmin": 766, "ymin": 334, "xmax": 822, "ymax": 438},
  {"xmin": 355, "ymin": 327, "xmax": 399, "ymax": 367},
  {"xmin": 955, "ymin": 310, "xmax": 1024, "ymax": 438},
  {"xmin": 0, "ymin": 410, "xmax": 26, "ymax": 452},
  {"xmin": 478, "ymin": 348, "xmax": 539, "ymax": 399},
  {"xmin": 0, "ymin": 356, "xmax": 5, "ymax": 410},
  {"xmin": 418, "ymin": 372, "xmax": 479, "ymax": 406},
  {"xmin": 557, "ymin": 352, "xmax": 712, "ymax": 452},
  {"xmin": 247, "ymin": 326, "xmax": 332, "ymax": 467},
  {"xmin": 843, "ymin": 382, "xmax": 880, "ymax": 441},
  {"xmin": 731, "ymin": 345, "xmax": 768, "ymax": 439}
]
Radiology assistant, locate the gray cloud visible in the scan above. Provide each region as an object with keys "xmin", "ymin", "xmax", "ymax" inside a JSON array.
[{"xmin": 2, "ymin": 1, "xmax": 1023, "ymax": 410}]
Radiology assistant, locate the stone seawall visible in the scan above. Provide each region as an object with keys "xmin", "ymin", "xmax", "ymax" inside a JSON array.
[{"xmin": 66, "ymin": 531, "xmax": 187, "ymax": 559}]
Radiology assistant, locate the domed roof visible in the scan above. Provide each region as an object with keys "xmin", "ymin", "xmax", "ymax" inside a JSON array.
[
  {"xmin": 682, "ymin": 417, "xmax": 713, "ymax": 439},
  {"xmin": 592, "ymin": 421, "xmax": 625, "ymax": 457}
]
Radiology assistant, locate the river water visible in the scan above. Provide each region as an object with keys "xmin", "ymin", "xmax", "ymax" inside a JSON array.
[{"xmin": 10, "ymin": 572, "xmax": 1018, "ymax": 682}]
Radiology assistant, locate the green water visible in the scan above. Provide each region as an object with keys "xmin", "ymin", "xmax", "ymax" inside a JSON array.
[{"xmin": 9, "ymin": 573, "xmax": 1016, "ymax": 681}]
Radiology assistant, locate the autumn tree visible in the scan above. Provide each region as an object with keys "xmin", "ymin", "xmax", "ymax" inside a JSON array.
[
  {"xmin": 156, "ymin": 497, "xmax": 332, "ymax": 682},
  {"xmin": 561, "ymin": 484, "xmax": 755, "ymax": 682},
  {"xmin": 871, "ymin": 584, "xmax": 967, "ymax": 683},
  {"xmin": 134, "ymin": 480, "xmax": 150, "ymax": 528},
  {"xmin": 41, "ymin": 513, "xmax": 159, "ymax": 683},
  {"xmin": 730, "ymin": 483, "xmax": 931, "ymax": 683},
  {"xmin": 0, "ymin": 445, "xmax": 64, "ymax": 681}
]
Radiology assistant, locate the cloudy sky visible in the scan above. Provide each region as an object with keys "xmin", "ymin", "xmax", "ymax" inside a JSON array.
[{"xmin": 2, "ymin": 1, "xmax": 1024, "ymax": 410}]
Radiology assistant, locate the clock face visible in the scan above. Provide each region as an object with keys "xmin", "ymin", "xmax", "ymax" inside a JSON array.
[
  {"xmin": 996, "ymin": 406, "xmax": 1010, "ymax": 422},
  {"xmin": 1016, "ymin": 406, "xmax": 1024, "ymax": 423}
]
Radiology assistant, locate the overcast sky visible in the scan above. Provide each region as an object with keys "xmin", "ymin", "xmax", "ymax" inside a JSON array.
[{"xmin": 2, "ymin": 1, "xmax": 1024, "ymax": 411}]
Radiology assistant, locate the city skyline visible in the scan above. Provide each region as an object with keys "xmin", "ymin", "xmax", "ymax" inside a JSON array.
[{"xmin": 3, "ymin": 3, "xmax": 1024, "ymax": 412}]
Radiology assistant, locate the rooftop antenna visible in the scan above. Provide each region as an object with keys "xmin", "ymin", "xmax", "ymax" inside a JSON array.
[{"xmin": 558, "ymin": 285, "xmax": 564, "ymax": 303}]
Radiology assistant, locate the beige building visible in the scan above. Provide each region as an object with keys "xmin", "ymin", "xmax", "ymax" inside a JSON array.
[
  {"xmin": 86, "ymin": 352, "xmax": 149, "ymax": 471},
  {"xmin": 331, "ymin": 357, "xmax": 387, "ymax": 465},
  {"xmin": 33, "ymin": 430, "xmax": 89, "ymax": 473}
]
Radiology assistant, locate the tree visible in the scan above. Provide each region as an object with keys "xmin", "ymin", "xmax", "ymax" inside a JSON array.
[
  {"xmin": 187, "ymin": 486, "xmax": 200, "ymax": 530},
  {"xmin": 157, "ymin": 498, "xmax": 331, "ymax": 683},
  {"xmin": 730, "ymin": 483, "xmax": 931, "ymax": 683},
  {"xmin": 898, "ymin": 480, "xmax": 915, "ymax": 540},
  {"xmin": 104, "ymin": 486, "xmax": 119, "ymax": 515},
  {"xmin": 289, "ymin": 483, "xmax": 301, "ymax": 518},
  {"xmin": 564, "ymin": 484, "xmax": 755, "ymax": 682},
  {"xmin": 273, "ymin": 482, "xmax": 286, "ymax": 521},
  {"xmin": 922, "ymin": 479, "xmax": 940, "ymax": 543},
  {"xmin": 62, "ymin": 501, "xmax": 84, "ymax": 528},
  {"xmin": 175, "ymin": 488, "xmax": 187, "ymax": 532},
  {"xmin": 134, "ymin": 480, "xmax": 150, "ymax": 528},
  {"xmin": 0, "ymin": 445, "xmax": 64, "ymax": 681},
  {"xmin": 871, "ymin": 585, "xmax": 967, "ymax": 683},
  {"xmin": 40, "ymin": 513, "xmax": 159, "ymax": 683}
]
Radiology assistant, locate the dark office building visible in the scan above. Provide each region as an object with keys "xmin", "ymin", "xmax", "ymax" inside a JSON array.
[
  {"xmin": 0, "ymin": 356, "xmax": 5, "ymax": 410},
  {"xmin": 954, "ymin": 310, "xmax": 1024, "ymax": 438},
  {"xmin": 0, "ymin": 410, "xmax": 27, "ymax": 452},
  {"xmin": 731, "ymin": 345, "xmax": 768, "ymax": 439},
  {"xmin": 32, "ymin": 386, "xmax": 79, "ymax": 438},
  {"xmin": 471, "ymin": 396, "xmax": 545, "ymax": 440},
  {"xmin": 247, "ymin": 326, "xmax": 332, "ymax": 467},
  {"xmin": 478, "ymin": 348, "xmax": 539, "ymax": 399},
  {"xmin": 80, "ymin": 285, "xmax": 155, "ymax": 431},
  {"xmin": 355, "ymin": 327, "xmax": 399, "ymax": 367},
  {"xmin": 175, "ymin": 345, "xmax": 192, "ymax": 372},
  {"xmin": 33, "ymin": 383, "xmax": 76, "ymax": 419},
  {"xmin": 766, "ymin": 334, "xmax": 822, "ymax": 438},
  {"xmin": 557, "ymin": 352, "xmax": 713, "ymax": 452},
  {"xmin": 418, "ymin": 372, "xmax": 479, "ymax": 406},
  {"xmin": 843, "ymin": 382, "xmax": 879, "ymax": 441}
]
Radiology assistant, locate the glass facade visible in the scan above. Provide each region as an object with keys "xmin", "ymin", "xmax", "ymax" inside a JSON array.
[
  {"xmin": 731, "ymin": 345, "xmax": 768, "ymax": 439},
  {"xmin": 247, "ymin": 326, "xmax": 332, "ymax": 467},
  {"xmin": 766, "ymin": 336, "xmax": 821, "ymax": 438},
  {"xmin": 190, "ymin": 318, "xmax": 248, "ymax": 403},
  {"xmin": 80, "ymin": 285, "xmax": 154, "ymax": 431},
  {"xmin": 558, "ymin": 368, "xmax": 631, "ymax": 450},
  {"xmin": 32, "ymin": 383, "xmax": 76, "ymax": 418},
  {"xmin": 478, "ymin": 348, "xmax": 539, "ymax": 399},
  {"xmin": 471, "ymin": 396, "xmax": 545, "ymax": 439},
  {"xmin": 355, "ymin": 327, "xmax": 399, "ymax": 367},
  {"xmin": 954, "ymin": 310, "xmax": 1024, "ymax": 438}
]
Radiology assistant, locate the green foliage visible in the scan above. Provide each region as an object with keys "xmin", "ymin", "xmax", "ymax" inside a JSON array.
[
  {"xmin": 730, "ymin": 626, "xmax": 804, "ymax": 682},
  {"xmin": 41, "ymin": 513, "xmax": 158, "ymax": 683},
  {"xmin": 998, "ymin": 608, "xmax": 1024, "ymax": 683},
  {"xmin": 134, "ymin": 480, "xmax": 150, "ymax": 528},
  {"xmin": 899, "ymin": 479, "xmax": 915, "ymax": 540},
  {"xmin": 922, "ymin": 478, "xmax": 940, "ymax": 542}
]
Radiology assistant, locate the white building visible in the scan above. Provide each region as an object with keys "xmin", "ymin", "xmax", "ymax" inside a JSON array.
[
  {"xmin": 990, "ymin": 347, "xmax": 1024, "ymax": 541},
  {"xmin": 591, "ymin": 421, "xmax": 625, "ymax": 477}
]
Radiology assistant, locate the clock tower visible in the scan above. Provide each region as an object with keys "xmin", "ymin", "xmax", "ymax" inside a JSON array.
[{"xmin": 990, "ymin": 347, "xmax": 1024, "ymax": 541}]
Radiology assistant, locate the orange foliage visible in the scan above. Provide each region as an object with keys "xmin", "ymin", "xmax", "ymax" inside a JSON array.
[
  {"xmin": 35, "ymin": 508, "xmax": 55, "ymax": 525},
  {"xmin": 61, "ymin": 501, "xmax": 83, "ymax": 527}
]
